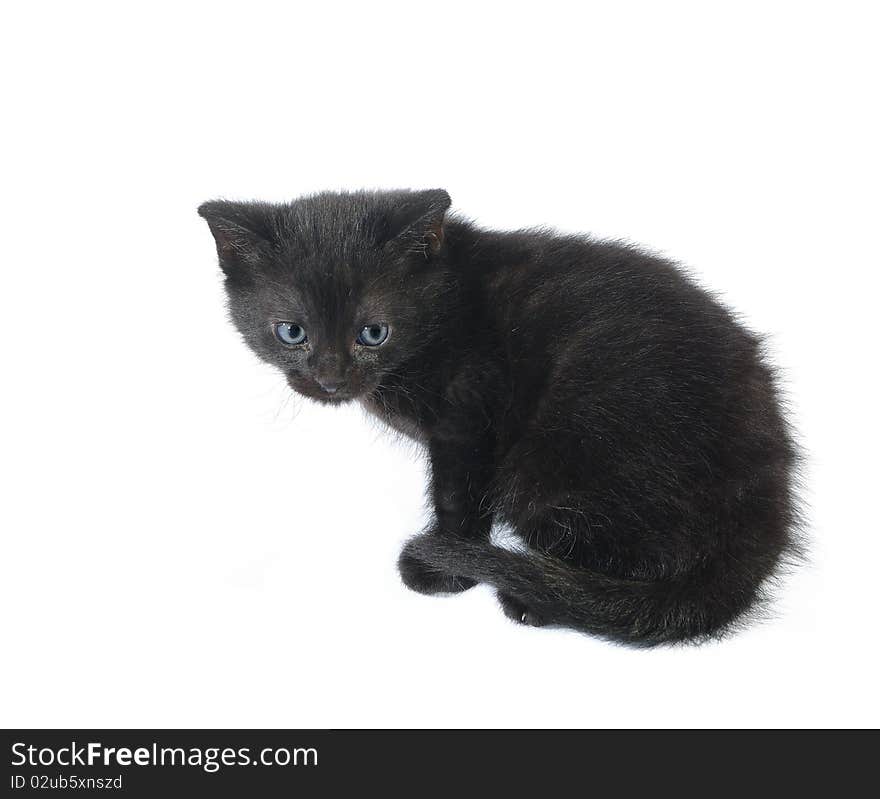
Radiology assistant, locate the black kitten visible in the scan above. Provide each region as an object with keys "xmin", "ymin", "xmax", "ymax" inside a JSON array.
[{"xmin": 199, "ymin": 189, "xmax": 799, "ymax": 646}]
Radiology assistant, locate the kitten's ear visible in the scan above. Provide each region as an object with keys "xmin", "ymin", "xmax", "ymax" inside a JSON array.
[
  {"xmin": 198, "ymin": 200, "xmax": 274, "ymax": 276},
  {"xmin": 382, "ymin": 189, "xmax": 451, "ymax": 257}
]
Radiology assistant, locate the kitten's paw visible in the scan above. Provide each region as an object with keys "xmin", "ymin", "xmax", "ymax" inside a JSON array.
[
  {"xmin": 398, "ymin": 546, "xmax": 476, "ymax": 596},
  {"xmin": 497, "ymin": 592, "xmax": 545, "ymax": 627}
]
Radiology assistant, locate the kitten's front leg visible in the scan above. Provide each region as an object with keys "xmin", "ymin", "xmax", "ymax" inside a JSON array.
[
  {"xmin": 428, "ymin": 435, "xmax": 494, "ymax": 539},
  {"xmin": 398, "ymin": 435, "xmax": 493, "ymax": 595}
]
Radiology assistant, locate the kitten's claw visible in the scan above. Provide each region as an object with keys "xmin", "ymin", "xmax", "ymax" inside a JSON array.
[{"xmin": 498, "ymin": 592, "xmax": 545, "ymax": 627}]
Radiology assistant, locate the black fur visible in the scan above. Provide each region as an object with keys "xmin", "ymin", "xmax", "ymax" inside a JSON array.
[{"xmin": 199, "ymin": 189, "xmax": 799, "ymax": 646}]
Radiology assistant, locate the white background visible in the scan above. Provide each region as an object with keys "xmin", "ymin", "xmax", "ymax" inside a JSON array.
[{"xmin": 2, "ymin": 2, "xmax": 878, "ymax": 728}]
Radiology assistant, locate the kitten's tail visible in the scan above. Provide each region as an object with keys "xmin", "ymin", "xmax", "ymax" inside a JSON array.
[{"xmin": 405, "ymin": 534, "xmax": 769, "ymax": 646}]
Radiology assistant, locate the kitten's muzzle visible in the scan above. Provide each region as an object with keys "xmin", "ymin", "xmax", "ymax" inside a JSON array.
[
  {"xmin": 316, "ymin": 377, "xmax": 345, "ymax": 394},
  {"xmin": 286, "ymin": 370, "xmax": 359, "ymax": 403}
]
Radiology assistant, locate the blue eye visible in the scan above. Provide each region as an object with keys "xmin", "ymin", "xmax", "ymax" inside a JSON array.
[
  {"xmin": 357, "ymin": 323, "xmax": 389, "ymax": 347},
  {"xmin": 275, "ymin": 322, "xmax": 307, "ymax": 346}
]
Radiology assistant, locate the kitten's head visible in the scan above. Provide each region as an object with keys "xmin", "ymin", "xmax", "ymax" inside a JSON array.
[{"xmin": 199, "ymin": 189, "xmax": 452, "ymax": 404}]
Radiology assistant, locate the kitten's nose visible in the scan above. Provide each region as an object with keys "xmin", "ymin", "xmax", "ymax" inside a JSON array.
[{"xmin": 316, "ymin": 377, "xmax": 344, "ymax": 394}]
